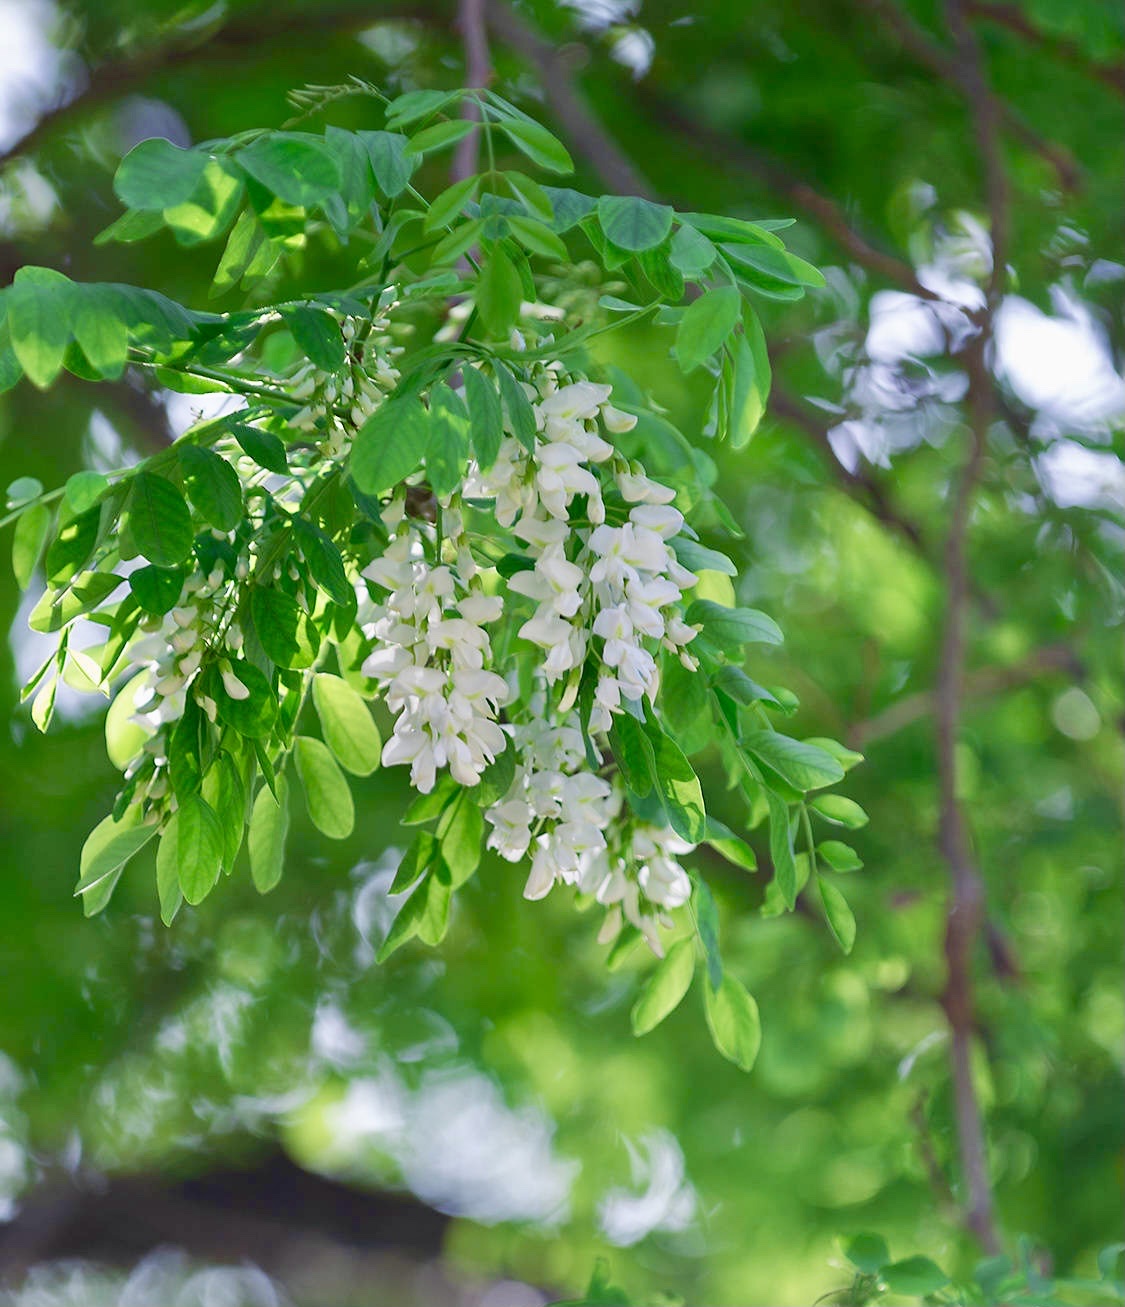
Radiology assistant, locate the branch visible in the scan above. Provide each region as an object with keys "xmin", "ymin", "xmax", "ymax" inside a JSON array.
[
  {"xmin": 0, "ymin": 2, "xmax": 440, "ymax": 170},
  {"xmin": 482, "ymin": 0, "xmax": 656, "ymax": 197},
  {"xmin": 862, "ymin": 0, "xmax": 1082, "ymax": 192},
  {"xmin": 930, "ymin": 0, "xmax": 1007, "ymax": 1256},
  {"xmin": 631, "ymin": 86, "xmax": 942, "ymax": 302},
  {"xmin": 768, "ymin": 384, "xmax": 931, "ymax": 552},
  {"xmin": 849, "ymin": 642, "xmax": 1082, "ymax": 747},
  {"xmin": 452, "ymin": 0, "xmax": 492, "ymax": 183},
  {"xmin": 966, "ymin": 1, "xmax": 1125, "ymax": 99}
]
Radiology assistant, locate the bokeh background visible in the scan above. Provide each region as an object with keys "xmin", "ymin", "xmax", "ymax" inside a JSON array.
[{"xmin": 0, "ymin": 2, "xmax": 1122, "ymax": 1304}]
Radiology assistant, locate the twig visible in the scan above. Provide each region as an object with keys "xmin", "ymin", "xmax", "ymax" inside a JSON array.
[
  {"xmin": 966, "ymin": 1, "xmax": 1125, "ymax": 99},
  {"xmin": 482, "ymin": 0, "xmax": 655, "ymax": 197},
  {"xmin": 632, "ymin": 88, "xmax": 942, "ymax": 303},
  {"xmin": 0, "ymin": 2, "xmax": 439, "ymax": 169},
  {"xmin": 862, "ymin": 0, "xmax": 1082, "ymax": 192},
  {"xmin": 850, "ymin": 643, "xmax": 1081, "ymax": 747},
  {"xmin": 452, "ymin": 0, "xmax": 491, "ymax": 183},
  {"xmin": 768, "ymin": 384, "xmax": 931, "ymax": 551}
]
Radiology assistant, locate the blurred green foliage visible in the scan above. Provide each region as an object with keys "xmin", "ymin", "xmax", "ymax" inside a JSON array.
[{"xmin": 0, "ymin": 1, "xmax": 1121, "ymax": 1304}]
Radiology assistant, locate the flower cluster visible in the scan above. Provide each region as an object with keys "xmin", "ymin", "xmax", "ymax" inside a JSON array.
[
  {"xmin": 483, "ymin": 703, "xmax": 693, "ymax": 950},
  {"xmin": 465, "ymin": 369, "xmax": 699, "ymax": 732},
  {"xmin": 289, "ymin": 287, "xmax": 403, "ymax": 453},
  {"xmin": 361, "ymin": 505, "xmax": 509, "ymax": 793}
]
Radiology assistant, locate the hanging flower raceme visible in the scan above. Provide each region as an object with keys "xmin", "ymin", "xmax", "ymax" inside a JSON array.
[{"xmin": 6, "ymin": 96, "xmax": 861, "ymax": 1069}]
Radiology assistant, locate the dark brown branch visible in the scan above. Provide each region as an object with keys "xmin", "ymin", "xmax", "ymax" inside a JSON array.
[
  {"xmin": 631, "ymin": 87, "xmax": 942, "ymax": 302},
  {"xmin": 966, "ymin": 1, "xmax": 1125, "ymax": 98},
  {"xmin": 862, "ymin": 0, "xmax": 1082, "ymax": 192},
  {"xmin": 452, "ymin": 0, "xmax": 492, "ymax": 184},
  {"xmin": 849, "ymin": 642, "xmax": 1082, "ymax": 747},
  {"xmin": 482, "ymin": 0, "xmax": 656, "ymax": 198},
  {"xmin": 0, "ymin": 3, "xmax": 442, "ymax": 169},
  {"xmin": 931, "ymin": 0, "xmax": 1007, "ymax": 1257},
  {"xmin": 768, "ymin": 384, "xmax": 930, "ymax": 552}
]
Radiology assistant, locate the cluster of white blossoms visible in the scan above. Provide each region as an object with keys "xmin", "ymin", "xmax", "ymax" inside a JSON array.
[
  {"xmin": 289, "ymin": 287, "xmax": 403, "ymax": 453},
  {"xmin": 482, "ymin": 702, "xmax": 693, "ymax": 950},
  {"xmin": 361, "ymin": 502, "xmax": 510, "ymax": 794},
  {"xmin": 465, "ymin": 367, "xmax": 699, "ymax": 733},
  {"xmin": 120, "ymin": 545, "xmax": 250, "ymax": 805}
]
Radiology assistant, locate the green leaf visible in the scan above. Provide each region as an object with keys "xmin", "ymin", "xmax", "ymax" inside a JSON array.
[
  {"xmin": 676, "ymin": 285, "xmax": 741, "ymax": 373},
  {"xmin": 359, "ymin": 130, "xmax": 416, "ymax": 196},
  {"xmin": 44, "ymin": 505, "xmax": 98, "ymax": 583},
  {"xmin": 495, "ymin": 364, "xmax": 537, "ymax": 451},
  {"xmin": 295, "ymin": 520, "xmax": 352, "ymax": 606},
  {"xmin": 650, "ymin": 729, "xmax": 707, "ymax": 842},
  {"xmin": 77, "ymin": 811, "xmax": 157, "ymax": 899},
  {"xmin": 71, "ymin": 288, "xmax": 128, "ymax": 379},
  {"xmin": 436, "ymin": 792, "xmax": 484, "ymax": 888},
  {"xmin": 811, "ymin": 795, "xmax": 869, "ymax": 828},
  {"xmin": 129, "ymin": 564, "xmax": 184, "ymax": 615},
  {"xmin": 843, "ymin": 1233, "xmax": 890, "ymax": 1275},
  {"xmin": 805, "ymin": 737, "xmax": 864, "ymax": 772},
  {"xmin": 128, "ymin": 473, "xmax": 194, "ymax": 566},
  {"xmin": 818, "ymin": 876, "xmax": 856, "ymax": 953},
  {"xmin": 684, "ymin": 599, "xmax": 783, "ymax": 651},
  {"xmin": 818, "ymin": 840, "xmax": 863, "ymax": 872},
  {"xmin": 12, "ymin": 503, "xmax": 50, "ymax": 588},
  {"xmin": 726, "ymin": 241, "xmax": 826, "ymax": 289},
  {"xmin": 671, "ymin": 537, "xmax": 736, "ymax": 576},
  {"xmin": 631, "ymin": 937, "xmax": 695, "ymax": 1035},
  {"xmin": 163, "ymin": 158, "xmax": 243, "ymax": 246},
  {"xmin": 286, "ymin": 304, "xmax": 345, "ymax": 372},
  {"xmin": 881, "ymin": 1257, "xmax": 949, "ymax": 1297},
  {"xmin": 597, "ymin": 195, "xmax": 674, "ymax": 252},
  {"xmin": 210, "ymin": 659, "xmax": 277, "ymax": 739},
  {"xmin": 6, "ymin": 476, "xmax": 43, "ymax": 507},
  {"xmin": 114, "ymin": 138, "xmax": 209, "ymax": 211},
  {"xmin": 669, "ymin": 222, "xmax": 718, "ymax": 277},
  {"xmin": 743, "ymin": 731, "xmax": 845, "ymax": 791},
  {"xmin": 156, "ymin": 826, "xmax": 183, "ymax": 925},
  {"xmin": 461, "ymin": 365, "xmax": 503, "ymax": 470},
  {"xmin": 544, "ymin": 187, "xmax": 596, "ymax": 233},
  {"xmin": 95, "ymin": 208, "xmax": 164, "ymax": 245},
  {"xmin": 507, "ymin": 214, "xmax": 569, "ymax": 261},
  {"xmin": 293, "ymin": 735, "xmax": 354, "ymax": 839},
  {"xmin": 64, "ymin": 470, "xmax": 109, "ymax": 515},
  {"xmin": 703, "ymin": 973, "xmax": 761, "ymax": 1072},
  {"xmin": 476, "ymin": 246, "xmax": 523, "ymax": 336},
  {"xmin": 390, "ymin": 831, "xmax": 438, "ymax": 893},
  {"xmin": 424, "ymin": 175, "xmax": 478, "ymax": 231},
  {"xmin": 386, "ymin": 89, "xmax": 455, "ymax": 127},
  {"xmin": 377, "ymin": 865, "xmax": 453, "ymax": 960},
  {"xmin": 236, "ymin": 133, "xmax": 340, "ymax": 207},
  {"xmin": 766, "ymin": 790, "xmax": 797, "ymax": 909},
  {"xmin": 312, "ymin": 673, "xmax": 382, "ymax": 776},
  {"xmin": 728, "ymin": 312, "xmax": 770, "ymax": 449},
  {"xmin": 9, "ymin": 265, "xmax": 72, "ymax": 389},
  {"xmin": 211, "ymin": 210, "xmax": 274, "ymax": 297},
  {"xmin": 610, "ymin": 714, "xmax": 656, "ymax": 797},
  {"xmin": 164, "ymin": 794, "xmax": 224, "ymax": 905},
  {"xmin": 426, "ymin": 381, "xmax": 471, "ymax": 497},
  {"xmin": 497, "ymin": 118, "xmax": 574, "ymax": 174},
  {"xmin": 476, "ymin": 744, "xmax": 516, "ymax": 806},
  {"xmin": 249, "ymin": 774, "xmax": 290, "ymax": 893},
  {"xmin": 252, "ymin": 587, "xmax": 319, "ymax": 670},
  {"xmin": 202, "ymin": 751, "xmax": 246, "ymax": 871},
  {"xmin": 29, "ymin": 570, "xmax": 123, "ymax": 633},
  {"xmin": 179, "ymin": 445, "xmax": 242, "ymax": 531},
  {"xmin": 351, "ymin": 395, "xmax": 430, "ymax": 496},
  {"xmin": 405, "ymin": 119, "xmax": 475, "ymax": 156},
  {"xmin": 231, "ymin": 422, "xmax": 288, "ymax": 474},
  {"xmin": 704, "ymin": 817, "xmax": 757, "ymax": 872}
]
